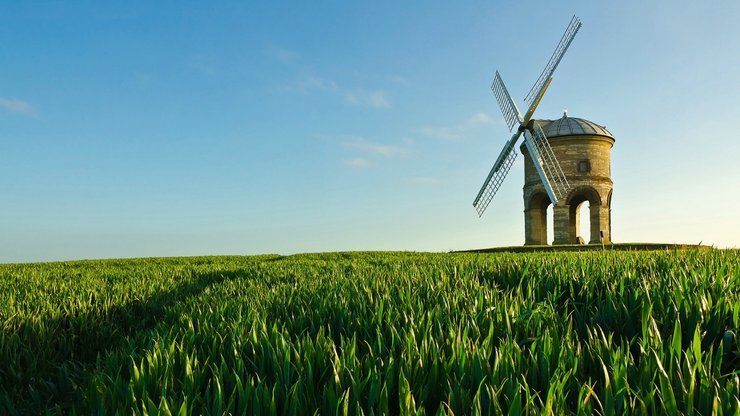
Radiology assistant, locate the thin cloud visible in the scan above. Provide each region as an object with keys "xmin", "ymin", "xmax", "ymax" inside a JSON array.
[
  {"xmin": 288, "ymin": 76, "xmax": 335, "ymax": 93},
  {"xmin": 344, "ymin": 137, "xmax": 404, "ymax": 157},
  {"xmin": 187, "ymin": 54, "xmax": 219, "ymax": 76},
  {"xmin": 0, "ymin": 98, "xmax": 35, "ymax": 115},
  {"xmin": 469, "ymin": 112, "xmax": 494, "ymax": 124},
  {"xmin": 420, "ymin": 126, "xmax": 459, "ymax": 140},
  {"xmin": 337, "ymin": 87, "xmax": 391, "ymax": 109},
  {"xmin": 133, "ymin": 72, "xmax": 154, "ymax": 87},
  {"xmin": 265, "ymin": 45, "xmax": 299, "ymax": 63},
  {"xmin": 390, "ymin": 75, "xmax": 408, "ymax": 85},
  {"xmin": 343, "ymin": 157, "xmax": 372, "ymax": 168},
  {"xmin": 404, "ymin": 177, "xmax": 441, "ymax": 185},
  {"xmin": 420, "ymin": 111, "xmax": 498, "ymax": 140},
  {"xmin": 280, "ymin": 76, "xmax": 391, "ymax": 109},
  {"xmin": 365, "ymin": 91, "xmax": 390, "ymax": 108}
]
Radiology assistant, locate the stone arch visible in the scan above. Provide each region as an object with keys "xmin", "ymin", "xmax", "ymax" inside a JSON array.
[
  {"xmin": 566, "ymin": 186, "xmax": 602, "ymax": 244},
  {"xmin": 566, "ymin": 185, "xmax": 602, "ymax": 207},
  {"xmin": 524, "ymin": 192, "xmax": 551, "ymax": 245}
]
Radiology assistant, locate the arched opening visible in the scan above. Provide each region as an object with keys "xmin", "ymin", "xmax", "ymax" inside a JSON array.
[
  {"xmin": 576, "ymin": 200, "xmax": 590, "ymax": 244},
  {"xmin": 566, "ymin": 186, "xmax": 602, "ymax": 244}
]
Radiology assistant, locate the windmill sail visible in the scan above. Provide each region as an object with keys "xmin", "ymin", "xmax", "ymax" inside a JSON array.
[
  {"xmin": 473, "ymin": 147, "xmax": 517, "ymax": 216},
  {"xmin": 473, "ymin": 126, "xmax": 524, "ymax": 216},
  {"xmin": 491, "ymin": 71, "xmax": 523, "ymax": 132},
  {"xmin": 522, "ymin": 123, "xmax": 570, "ymax": 204},
  {"xmin": 524, "ymin": 15, "xmax": 582, "ymax": 108}
]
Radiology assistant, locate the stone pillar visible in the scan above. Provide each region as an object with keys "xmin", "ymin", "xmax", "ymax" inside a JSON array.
[
  {"xmin": 592, "ymin": 204, "xmax": 611, "ymax": 243},
  {"xmin": 589, "ymin": 204, "xmax": 600, "ymax": 244},
  {"xmin": 524, "ymin": 207, "xmax": 547, "ymax": 245},
  {"xmin": 574, "ymin": 205, "xmax": 582, "ymax": 242},
  {"xmin": 539, "ymin": 208, "xmax": 548, "ymax": 244},
  {"xmin": 553, "ymin": 205, "xmax": 571, "ymax": 245}
]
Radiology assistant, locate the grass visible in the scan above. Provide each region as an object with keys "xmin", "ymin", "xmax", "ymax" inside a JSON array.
[
  {"xmin": 1, "ymin": 250, "xmax": 739, "ymax": 414},
  {"xmin": 459, "ymin": 243, "xmax": 711, "ymax": 253}
]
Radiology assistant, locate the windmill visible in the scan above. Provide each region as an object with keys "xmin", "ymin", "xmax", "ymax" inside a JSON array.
[{"xmin": 473, "ymin": 15, "xmax": 582, "ymax": 217}]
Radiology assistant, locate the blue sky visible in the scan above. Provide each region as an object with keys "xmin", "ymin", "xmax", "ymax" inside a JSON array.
[{"xmin": 2, "ymin": 1, "xmax": 739, "ymax": 262}]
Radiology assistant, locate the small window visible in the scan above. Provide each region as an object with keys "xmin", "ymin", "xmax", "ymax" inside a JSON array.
[{"xmin": 578, "ymin": 160, "xmax": 591, "ymax": 173}]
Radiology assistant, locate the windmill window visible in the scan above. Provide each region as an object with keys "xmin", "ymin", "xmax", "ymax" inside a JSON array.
[{"xmin": 578, "ymin": 160, "xmax": 591, "ymax": 173}]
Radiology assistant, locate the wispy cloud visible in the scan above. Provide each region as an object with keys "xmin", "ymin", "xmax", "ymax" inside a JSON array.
[
  {"xmin": 265, "ymin": 45, "xmax": 299, "ymax": 63},
  {"xmin": 342, "ymin": 157, "xmax": 372, "ymax": 169},
  {"xmin": 346, "ymin": 90, "xmax": 390, "ymax": 109},
  {"xmin": 0, "ymin": 98, "xmax": 35, "ymax": 115},
  {"xmin": 404, "ymin": 177, "xmax": 441, "ymax": 185},
  {"xmin": 389, "ymin": 75, "xmax": 408, "ymax": 85},
  {"xmin": 421, "ymin": 111, "xmax": 498, "ymax": 140},
  {"xmin": 283, "ymin": 76, "xmax": 331, "ymax": 93},
  {"xmin": 469, "ymin": 112, "xmax": 494, "ymax": 124},
  {"xmin": 133, "ymin": 71, "xmax": 154, "ymax": 87},
  {"xmin": 420, "ymin": 126, "xmax": 460, "ymax": 140},
  {"xmin": 280, "ymin": 76, "xmax": 391, "ymax": 109},
  {"xmin": 344, "ymin": 137, "xmax": 404, "ymax": 157},
  {"xmin": 187, "ymin": 53, "xmax": 219, "ymax": 76},
  {"xmin": 338, "ymin": 135, "xmax": 410, "ymax": 170}
]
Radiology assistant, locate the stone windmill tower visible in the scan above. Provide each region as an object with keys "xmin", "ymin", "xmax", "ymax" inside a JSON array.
[{"xmin": 521, "ymin": 113, "xmax": 614, "ymax": 245}]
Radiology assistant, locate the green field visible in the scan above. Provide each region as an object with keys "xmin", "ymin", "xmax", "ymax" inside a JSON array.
[{"xmin": 1, "ymin": 250, "xmax": 739, "ymax": 414}]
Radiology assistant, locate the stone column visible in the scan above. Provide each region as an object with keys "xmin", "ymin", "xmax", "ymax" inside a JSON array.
[
  {"xmin": 573, "ymin": 205, "xmax": 581, "ymax": 242},
  {"xmin": 524, "ymin": 208, "xmax": 547, "ymax": 245},
  {"xmin": 553, "ymin": 205, "xmax": 571, "ymax": 244},
  {"xmin": 589, "ymin": 204, "xmax": 600, "ymax": 244},
  {"xmin": 587, "ymin": 204, "xmax": 611, "ymax": 244}
]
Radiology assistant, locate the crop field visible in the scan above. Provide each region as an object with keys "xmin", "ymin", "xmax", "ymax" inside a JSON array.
[{"xmin": 1, "ymin": 250, "xmax": 739, "ymax": 414}]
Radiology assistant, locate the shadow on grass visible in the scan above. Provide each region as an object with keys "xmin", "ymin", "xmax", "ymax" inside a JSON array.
[{"xmin": 0, "ymin": 268, "xmax": 255, "ymax": 415}]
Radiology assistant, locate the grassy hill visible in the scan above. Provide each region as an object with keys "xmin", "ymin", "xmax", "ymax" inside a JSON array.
[{"xmin": 1, "ymin": 250, "xmax": 739, "ymax": 414}]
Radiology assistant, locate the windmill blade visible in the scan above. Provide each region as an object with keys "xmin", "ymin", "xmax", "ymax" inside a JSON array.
[
  {"xmin": 492, "ymin": 130, "xmax": 523, "ymax": 173},
  {"xmin": 522, "ymin": 15, "xmax": 582, "ymax": 115},
  {"xmin": 522, "ymin": 123, "xmax": 570, "ymax": 205},
  {"xmin": 491, "ymin": 71, "xmax": 523, "ymax": 132},
  {"xmin": 473, "ymin": 139, "xmax": 519, "ymax": 217}
]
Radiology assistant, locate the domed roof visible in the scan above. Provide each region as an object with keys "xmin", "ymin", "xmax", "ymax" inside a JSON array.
[{"xmin": 536, "ymin": 113, "xmax": 613, "ymax": 139}]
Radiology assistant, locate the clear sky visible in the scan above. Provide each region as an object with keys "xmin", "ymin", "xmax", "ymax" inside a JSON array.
[{"xmin": 2, "ymin": 1, "xmax": 739, "ymax": 263}]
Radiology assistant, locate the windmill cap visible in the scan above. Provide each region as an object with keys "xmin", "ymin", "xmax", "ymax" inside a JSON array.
[{"xmin": 536, "ymin": 113, "xmax": 613, "ymax": 139}]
